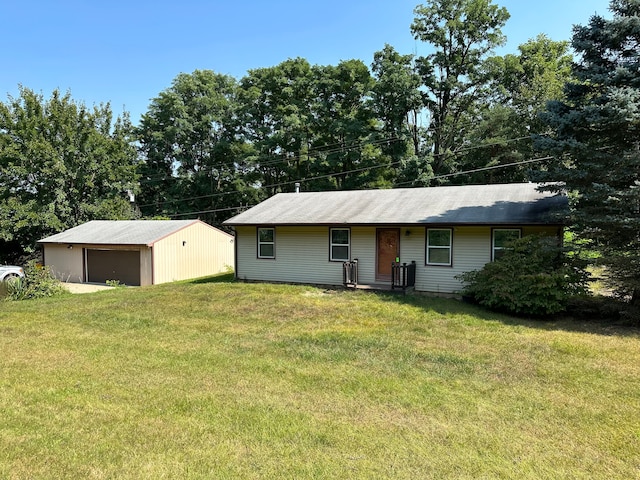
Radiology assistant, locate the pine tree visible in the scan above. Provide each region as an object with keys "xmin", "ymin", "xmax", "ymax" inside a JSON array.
[{"xmin": 537, "ymin": 0, "xmax": 640, "ymax": 304}]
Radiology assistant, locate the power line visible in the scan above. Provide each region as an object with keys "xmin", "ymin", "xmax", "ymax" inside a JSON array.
[
  {"xmin": 151, "ymin": 158, "xmax": 402, "ymax": 211},
  {"xmin": 137, "ymin": 136, "xmax": 403, "ymax": 206},
  {"xmin": 137, "ymin": 135, "xmax": 403, "ymax": 185},
  {"xmin": 393, "ymin": 156, "xmax": 553, "ymax": 187},
  {"xmin": 139, "ymin": 134, "xmax": 536, "ymax": 207},
  {"xmin": 169, "ymin": 206, "xmax": 246, "ymax": 218},
  {"xmin": 165, "ymin": 155, "xmax": 555, "ymax": 219}
]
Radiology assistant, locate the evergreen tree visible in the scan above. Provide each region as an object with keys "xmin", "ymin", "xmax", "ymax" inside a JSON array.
[{"xmin": 536, "ymin": 0, "xmax": 640, "ymax": 304}]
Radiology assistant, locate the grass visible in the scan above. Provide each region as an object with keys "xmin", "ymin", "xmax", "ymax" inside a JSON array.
[{"xmin": 1, "ymin": 276, "xmax": 639, "ymax": 479}]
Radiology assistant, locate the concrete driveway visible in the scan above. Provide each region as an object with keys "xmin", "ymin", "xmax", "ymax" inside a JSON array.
[{"xmin": 63, "ymin": 283, "xmax": 115, "ymax": 294}]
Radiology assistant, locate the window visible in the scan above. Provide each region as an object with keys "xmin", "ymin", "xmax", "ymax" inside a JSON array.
[
  {"xmin": 330, "ymin": 228, "xmax": 350, "ymax": 261},
  {"xmin": 257, "ymin": 227, "xmax": 275, "ymax": 259},
  {"xmin": 426, "ymin": 228, "xmax": 452, "ymax": 266},
  {"xmin": 492, "ymin": 229, "xmax": 521, "ymax": 260}
]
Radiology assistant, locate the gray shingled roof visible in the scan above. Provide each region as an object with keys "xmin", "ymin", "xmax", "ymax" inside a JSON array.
[
  {"xmin": 39, "ymin": 220, "xmax": 201, "ymax": 246},
  {"xmin": 223, "ymin": 183, "xmax": 566, "ymax": 226}
]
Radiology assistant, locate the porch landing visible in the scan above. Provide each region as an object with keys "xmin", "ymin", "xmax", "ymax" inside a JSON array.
[{"xmin": 344, "ymin": 283, "xmax": 415, "ymax": 294}]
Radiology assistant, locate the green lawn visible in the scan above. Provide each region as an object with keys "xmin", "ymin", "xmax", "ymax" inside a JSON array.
[{"xmin": 1, "ymin": 277, "xmax": 639, "ymax": 479}]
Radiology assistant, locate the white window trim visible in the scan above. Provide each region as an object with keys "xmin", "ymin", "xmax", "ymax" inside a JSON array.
[
  {"xmin": 492, "ymin": 228, "xmax": 521, "ymax": 261},
  {"xmin": 426, "ymin": 228, "xmax": 453, "ymax": 266},
  {"xmin": 257, "ymin": 227, "xmax": 275, "ymax": 259},
  {"xmin": 330, "ymin": 228, "xmax": 350, "ymax": 262}
]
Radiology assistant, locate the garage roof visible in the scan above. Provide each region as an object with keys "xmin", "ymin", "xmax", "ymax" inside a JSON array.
[
  {"xmin": 224, "ymin": 183, "xmax": 566, "ymax": 226},
  {"xmin": 39, "ymin": 220, "xmax": 203, "ymax": 246}
]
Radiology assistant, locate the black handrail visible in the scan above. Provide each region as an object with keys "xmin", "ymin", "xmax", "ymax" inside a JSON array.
[
  {"xmin": 343, "ymin": 259, "xmax": 358, "ymax": 287},
  {"xmin": 391, "ymin": 261, "xmax": 416, "ymax": 292}
]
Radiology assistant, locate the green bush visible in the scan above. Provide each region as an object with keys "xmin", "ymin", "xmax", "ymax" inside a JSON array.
[
  {"xmin": 5, "ymin": 261, "xmax": 68, "ymax": 301},
  {"xmin": 457, "ymin": 235, "xmax": 590, "ymax": 316}
]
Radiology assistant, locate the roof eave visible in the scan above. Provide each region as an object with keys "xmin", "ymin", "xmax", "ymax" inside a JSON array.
[{"xmin": 224, "ymin": 221, "xmax": 566, "ymax": 227}]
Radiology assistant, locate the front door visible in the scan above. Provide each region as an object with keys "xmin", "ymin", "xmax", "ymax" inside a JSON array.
[{"xmin": 376, "ymin": 229, "xmax": 400, "ymax": 281}]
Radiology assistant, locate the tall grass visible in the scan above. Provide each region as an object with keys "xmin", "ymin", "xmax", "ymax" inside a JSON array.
[{"xmin": 1, "ymin": 279, "xmax": 639, "ymax": 479}]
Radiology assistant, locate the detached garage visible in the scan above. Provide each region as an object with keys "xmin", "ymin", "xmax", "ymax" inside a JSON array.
[{"xmin": 39, "ymin": 220, "xmax": 234, "ymax": 286}]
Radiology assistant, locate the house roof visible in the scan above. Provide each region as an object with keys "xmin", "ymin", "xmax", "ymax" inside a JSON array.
[
  {"xmin": 223, "ymin": 183, "xmax": 566, "ymax": 226},
  {"xmin": 39, "ymin": 220, "xmax": 209, "ymax": 246}
]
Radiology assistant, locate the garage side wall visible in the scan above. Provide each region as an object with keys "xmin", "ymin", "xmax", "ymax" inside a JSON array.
[
  {"xmin": 152, "ymin": 223, "xmax": 234, "ymax": 284},
  {"xmin": 43, "ymin": 244, "xmax": 84, "ymax": 282}
]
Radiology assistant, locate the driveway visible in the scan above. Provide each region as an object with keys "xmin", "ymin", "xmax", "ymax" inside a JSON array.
[{"xmin": 63, "ymin": 283, "xmax": 115, "ymax": 294}]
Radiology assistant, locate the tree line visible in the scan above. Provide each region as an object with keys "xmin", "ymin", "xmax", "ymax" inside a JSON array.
[{"xmin": 1, "ymin": 0, "xmax": 638, "ymax": 304}]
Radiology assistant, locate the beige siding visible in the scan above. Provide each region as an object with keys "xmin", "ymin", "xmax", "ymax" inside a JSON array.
[
  {"xmin": 236, "ymin": 225, "xmax": 422, "ymax": 287},
  {"xmin": 44, "ymin": 244, "xmax": 84, "ymax": 282},
  {"xmin": 350, "ymin": 227, "xmax": 377, "ymax": 284},
  {"xmin": 235, "ymin": 226, "xmax": 344, "ymax": 285},
  {"xmin": 44, "ymin": 244, "xmax": 149, "ymax": 284},
  {"xmin": 417, "ymin": 227, "xmax": 491, "ymax": 294},
  {"xmin": 140, "ymin": 248, "xmax": 153, "ymax": 286},
  {"xmin": 152, "ymin": 222, "xmax": 234, "ymax": 284},
  {"xmin": 44, "ymin": 221, "xmax": 234, "ymax": 286},
  {"xmin": 235, "ymin": 224, "xmax": 562, "ymax": 294}
]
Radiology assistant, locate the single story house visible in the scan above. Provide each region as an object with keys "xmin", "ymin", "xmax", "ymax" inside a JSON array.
[
  {"xmin": 222, "ymin": 183, "xmax": 566, "ymax": 294},
  {"xmin": 39, "ymin": 220, "xmax": 234, "ymax": 286}
]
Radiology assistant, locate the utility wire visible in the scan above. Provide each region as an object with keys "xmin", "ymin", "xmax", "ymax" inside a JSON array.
[
  {"xmin": 393, "ymin": 156, "xmax": 553, "ymax": 187},
  {"xmin": 138, "ymin": 137, "xmax": 402, "ymax": 206},
  {"xmin": 166, "ymin": 155, "xmax": 554, "ymax": 219},
  {"xmin": 139, "ymin": 134, "xmax": 535, "ymax": 207},
  {"xmin": 137, "ymin": 135, "xmax": 403, "ymax": 185}
]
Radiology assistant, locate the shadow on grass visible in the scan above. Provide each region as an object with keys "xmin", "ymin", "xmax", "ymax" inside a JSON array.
[
  {"xmin": 373, "ymin": 290, "xmax": 640, "ymax": 337},
  {"xmin": 185, "ymin": 272, "xmax": 237, "ymax": 285}
]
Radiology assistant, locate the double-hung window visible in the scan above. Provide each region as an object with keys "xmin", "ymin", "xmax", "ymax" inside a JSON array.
[
  {"xmin": 426, "ymin": 228, "xmax": 452, "ymax": 266},
  {"xmin": 257, "ymin": 227, "xmax": 275, "ymax": 259},
  {"xmin": 330, "ymin": 228, "xmax": 350, "ymax": 261},
  {"xmin": 492, "ymin": 229, "xmax": 521, "ymax": 260}
]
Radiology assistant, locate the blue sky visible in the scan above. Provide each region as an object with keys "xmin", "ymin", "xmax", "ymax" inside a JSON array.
[{"xmin": 2, "ymin": 0, "xmax": 610, "ymax": 126}]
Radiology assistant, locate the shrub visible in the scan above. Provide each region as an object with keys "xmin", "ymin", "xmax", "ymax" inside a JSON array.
[
  {"xmin": 565, "ymin": 295, "xmax": 640, "ymax": 326},
  {"xmin": 5, "ymin": 261, "xmax": 68, "ymax": 301},
  {"xmin": 457, "ymin": 235, "xmax": 590, "ymax": 316}
]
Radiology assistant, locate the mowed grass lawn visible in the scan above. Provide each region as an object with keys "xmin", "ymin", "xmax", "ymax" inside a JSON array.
[{"xmin": 1, "ymin": 277, "xmax": 639, "ymax": 479}]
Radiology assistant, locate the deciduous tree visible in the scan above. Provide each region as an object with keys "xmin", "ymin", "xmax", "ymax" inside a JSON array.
[
  {"xmin": 137, "ymin": 70, "xmax": 255, "ymax": 223},
  {"xmin": 0, "ymin": 87, "xmax": 138, "ymax": 261},
  {"xmin": 411, "ymin": 0, "xmax": 510, "ymax": 177},
  {"xmin": 460, "ymin": 35, "xmax": 573, "ymax": 184}
]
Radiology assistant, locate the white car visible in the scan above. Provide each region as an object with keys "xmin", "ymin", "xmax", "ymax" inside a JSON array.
[{"xmin": 0, "ymin": 265, "xmax": 24, "ymax": 282}]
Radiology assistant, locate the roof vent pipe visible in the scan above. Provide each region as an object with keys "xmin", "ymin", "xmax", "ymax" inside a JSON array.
[{"xmin": 295, "ymin": 182, "xmax": 300, "ymax": 193}]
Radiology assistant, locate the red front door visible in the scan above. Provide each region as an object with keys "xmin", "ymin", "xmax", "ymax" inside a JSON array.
[{"xmin": 376, "ymin": 229, "xmax": 400, "ymax": 281}]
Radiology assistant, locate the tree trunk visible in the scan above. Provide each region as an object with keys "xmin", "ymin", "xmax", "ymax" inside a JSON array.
[{"xmin": 631, "ymin": 288, "xmax": 639, "ymax": 307}]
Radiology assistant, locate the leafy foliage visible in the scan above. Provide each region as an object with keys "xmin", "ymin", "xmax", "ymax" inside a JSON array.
[
  {"xmin": 457, "ymin": 235, "xmax": 590, "ymax": 316},
  {"xmin": 0, "ymin": 87, "xmax": 138, "ymax": 262},
  {"xmin": 411, "ymin": 0, "xmax": 510, "ymax": 177},
  {"xmin": 4, "ymin": 260, "xmax": 68, "ymax": 301},
  {"xmin": 133, "ymin": 2, "xmax": 579, "ymax": 218},
  {"xmin": 458, "ymin": 35, "xmax": 574, "ymax": 184},
  {"xmin": 136, "ymin": 70, "xmax": 257, "ymax": 224}
]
